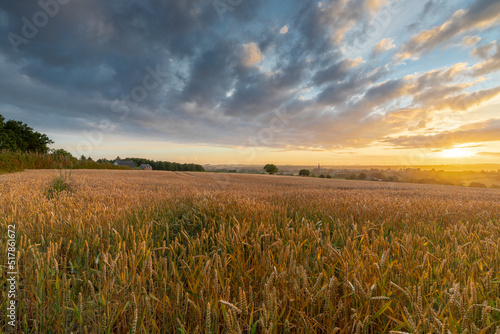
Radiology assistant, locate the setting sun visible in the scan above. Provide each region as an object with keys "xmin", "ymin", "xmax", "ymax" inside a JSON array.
[{"xmin": 441, "ymin": 147, "xmax": 477, "ymax": 159}]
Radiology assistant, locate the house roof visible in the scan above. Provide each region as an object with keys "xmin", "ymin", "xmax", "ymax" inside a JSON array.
[
  {"xmin": 114, "ymin": 160, "xmax": 136, "ymax": 168},
  {"xmin": 139, "ymin": 164, "xmax": 152, "ymax": 169}
]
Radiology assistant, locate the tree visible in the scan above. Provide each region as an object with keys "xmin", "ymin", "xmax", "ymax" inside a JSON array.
[
  {"xmin": 299, "ymin": 169, "xmax": 310, "ymax": 177},
  {"xmin": 0, "ymin": 114, "xmax": 53, "ymax": 153},
  {"xmin": 326, "ymin": 175, "xmax": 332, "ymax": 179},
  {"xmin": 359, "ymin": 173, "xmax": 367, "ymax": 180},
  {"xmin": 263, "ymin": 164, "xmax": 278, "ymax": 174},
  {"xmin": 319, "ymin": 174, "xmax": 325, "ymax": 178},
  {"xmin": 387, "ymin": 175, "xmax": 398, "ymax": 182},
  {"xmin": 50, "ymin": 149, "xmax": 74, "ymax": 159}
]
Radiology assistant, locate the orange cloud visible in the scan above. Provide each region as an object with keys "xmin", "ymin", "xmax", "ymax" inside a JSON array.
[
  {"xmin": 396, "ymin": 0, "xmax": 500, "ymax": 61},
  {"xmin": 383, "ymin": 119, "xmax": 500, "ymax": 149},
  {"xmin": 373, "ymin": 38, "xmax": 396, "ymax": 54},
  {"xmin": 365, "ymin": 0, "xmax": 388, "ymax": 14},
  {"xmin": 477, "ymin": 151, "xmax": 500, "ymax": 156},
  {"xmin": 432, "ymin": 86, "xmax": 500, "ymax": 111},
  {"xmin": 241, "ymin": 43, "xmax": 263, "ymax": 67},
  {"xmin": 462, "ymin": 35, "xmax": 481, "ymax": 46}
]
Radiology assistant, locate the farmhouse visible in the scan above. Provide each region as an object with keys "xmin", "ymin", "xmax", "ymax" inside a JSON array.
[
  {"xmin": 113, "ymin": 160, "xmax": 136, "ymax": 168},
  {"xmin": 139, "ymin": 164, "xmax": 153, "ymax": 170}
]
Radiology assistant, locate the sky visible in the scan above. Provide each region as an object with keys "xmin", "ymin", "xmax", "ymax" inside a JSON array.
[{"xmin": 0, "ymin": 0, "xmax": 499, "ymax": 166}]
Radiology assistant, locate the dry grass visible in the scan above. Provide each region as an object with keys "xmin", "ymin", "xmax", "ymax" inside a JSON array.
[{"xmin": 1, "ymin": 170, "xmax": 500, "ymax": 333}]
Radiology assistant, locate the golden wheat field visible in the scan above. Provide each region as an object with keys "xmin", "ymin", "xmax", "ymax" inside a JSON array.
[{"xmin": 1, "ymin": 170, "xmax": 500, "ymax": 333}]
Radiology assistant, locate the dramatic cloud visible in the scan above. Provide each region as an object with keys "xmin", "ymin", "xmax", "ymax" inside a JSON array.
[
  {"xmin": 312, "ymin": 57, "xmax": 363, "ymax": 86},
  {"xmin": 383, "ymin": 119, "xmax": 500, "ymax": 149},
  {"xmin": 431, "ymin": 86, "xmax": 500, "ymax": 111},
  {"xmin": 0, "ymin": 0, "xmax": 499, "ymax": 161},
  {"xmin": 396, "ymin": 0, "xmax": 500, "ymax": 61}
]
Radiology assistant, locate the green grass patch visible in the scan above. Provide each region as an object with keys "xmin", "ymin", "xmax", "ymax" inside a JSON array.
[{"xmin": 46, "ymin": 170, "xmax": 73, "ymax": 199}]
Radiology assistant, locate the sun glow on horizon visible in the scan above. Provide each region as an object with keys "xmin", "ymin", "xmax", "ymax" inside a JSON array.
[{"xmin": 440, "ymin": 147, "xmax": 477, "ymax": 159}]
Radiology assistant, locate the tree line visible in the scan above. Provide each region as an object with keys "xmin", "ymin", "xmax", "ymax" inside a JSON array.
[
  {"xmin": 97, "ymin": 157, "xmax": 205, "ymax": 172},
  {"xmin": 0, "ymin": 114, "xmax": 205, "ymax": 172}
]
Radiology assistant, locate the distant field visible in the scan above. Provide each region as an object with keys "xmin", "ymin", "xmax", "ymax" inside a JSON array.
[{"xmin": 1, "ymin": 170, "xmax": 500, "ymax": 333}]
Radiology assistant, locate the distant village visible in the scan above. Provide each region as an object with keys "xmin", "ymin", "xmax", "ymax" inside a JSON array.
[{"xmin": 203, "ymin": 163, "xmax": 500, "ymax": 189}]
